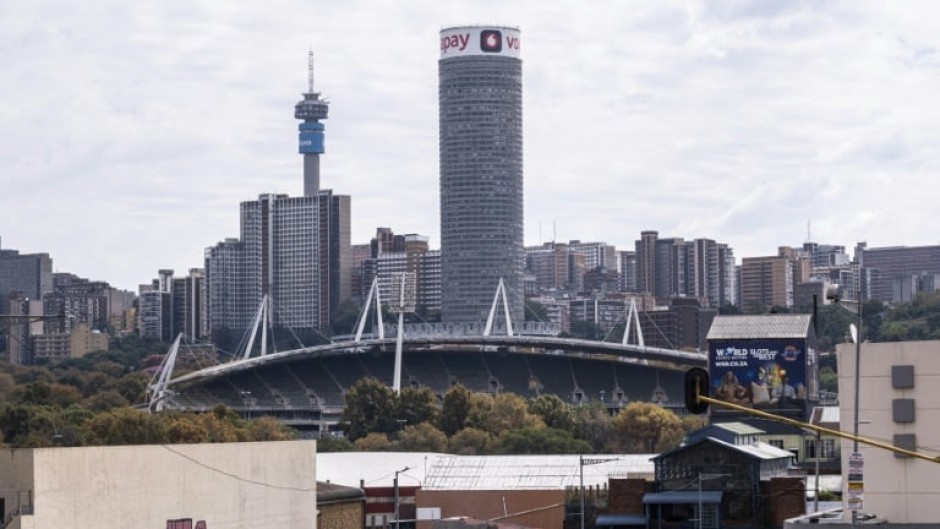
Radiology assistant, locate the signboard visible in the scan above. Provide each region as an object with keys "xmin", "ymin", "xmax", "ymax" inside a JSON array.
[
  {"xmin": 708, "ymin": 339, "xmax": 815, "ymax": 415},
  {"xmin": 847, "ymin": 481, "xmax": 864, "ymax": 512},
  {"xmin": 440, "ymin": 26, "xmax": 521, "ymax": 59}
]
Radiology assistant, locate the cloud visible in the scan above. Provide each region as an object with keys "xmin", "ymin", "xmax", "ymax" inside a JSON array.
[{"xmin": 2, "ymin": 0, "xmax": 940, "ymax": 290}]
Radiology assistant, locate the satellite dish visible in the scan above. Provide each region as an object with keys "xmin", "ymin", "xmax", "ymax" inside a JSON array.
[{"xmin": 849, "ymin": 323, "xmax": 858, "ymax": 344}]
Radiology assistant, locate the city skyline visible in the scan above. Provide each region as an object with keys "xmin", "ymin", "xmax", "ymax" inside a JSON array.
[{"xmin": 3, "ymin": 1, "xmax": 940, "ymax": 290}]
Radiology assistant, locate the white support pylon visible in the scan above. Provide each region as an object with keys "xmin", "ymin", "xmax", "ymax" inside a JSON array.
[
  {"xmin": 242, "ymin": 295, "xmax": 268, "ymax": 360},
  {"xmin": 483, "ymin": 278, "xmax": 514, "ymax": 337},
  {"xmin": 354, "ymin": 277, "xmax": 386, "ymax": 342},
  {"xmin": 393, "ymin": 273, "xmax": 407, "ymax": 394},
  {"xmin": 147, "ymin": 333, "xmax": 183, "ymax": 412},
  {"xmin": 621, "ymin": 297, "xmax": 645, "ymax": 347}
]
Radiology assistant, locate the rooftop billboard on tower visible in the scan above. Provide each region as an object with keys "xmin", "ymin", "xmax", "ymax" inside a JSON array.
[{"xmin": 440, "ymin": 26, "xmax": 521, "ymax": 59}]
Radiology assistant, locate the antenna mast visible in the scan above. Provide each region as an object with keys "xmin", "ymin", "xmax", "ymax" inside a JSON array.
[{"xmin": 307, "ymin": 50, "xmax": 315, "ymax": 93}]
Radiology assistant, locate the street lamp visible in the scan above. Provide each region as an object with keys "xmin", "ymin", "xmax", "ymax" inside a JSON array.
[
  {"xmin": 394, "ymin": 466, "xmax": 411, "ymax": 529},
  {"xmin": 828, "ymin": 282, "xmax": 863, "ymax": 528}
]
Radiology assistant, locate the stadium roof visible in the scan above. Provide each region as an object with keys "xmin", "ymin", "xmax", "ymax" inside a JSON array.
[
  {"xmin": 706, "ymin": 314, "xmax": 813, "ymax": 340},
  {"xmin": 316, "ymin": 452, "xmax": 655, "ymax": 490}
]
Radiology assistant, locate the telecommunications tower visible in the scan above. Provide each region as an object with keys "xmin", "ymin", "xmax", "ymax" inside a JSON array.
[{"xmin": 295, "ymin": 51, "xmax": 330, "ymax": 197}]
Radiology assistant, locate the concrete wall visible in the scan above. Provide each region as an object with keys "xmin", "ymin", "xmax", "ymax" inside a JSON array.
[
  {"xmin": 417, "ymin": 490, "xmax": 564, "ymax": 529},
  {"xmin": 0, "ymin": 441, "xmax": 316, "ymax": 529},
  {"xmin": 838, "ymin": 340, "xmax": 940, "ymax": 523}
]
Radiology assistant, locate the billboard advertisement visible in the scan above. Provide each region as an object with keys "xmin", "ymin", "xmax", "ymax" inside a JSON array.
[
  {"xmin": 708, "ymin": 338, "xmax": 818, "ymax": 416},
  {"xmin": 440, "ymin": 26, "xmax": 521, "ymax": 60},
  {"xmin": 298, "ymin": 122, "xmax": 324, "ymax": 154}
]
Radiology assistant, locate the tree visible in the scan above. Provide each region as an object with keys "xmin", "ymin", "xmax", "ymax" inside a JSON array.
[
  {"xmin": 398, "ymin": 387, "xmax": 440, "ymax": 427},
  {"xmin": 354, "ymin": 432, "xmax": 394, "ymax": 451},
  {"xmin": 249, "ymin": 416, "xmax": 296, "ymax": 441},
  {"xmin": 343, "ymin": 377, "xmax": 398, "ymax": 440},
  {"xmin": 495, "ymin": 427, "xmax": 592, "ymax": 455},
  {"xmin": 609, "ymin": 403, "xmax": 684, "ymax": 453},
  {"xmin": 572, "ymin": 401, "xmax": 613, "ymax": 452},
  {"xmin": 448, "ymin": 427, "xmax": 494, "ymax": 455},
  {"xmin": 397, "ymin": 422, "xmax": 448, "ymax": 452},
  {"xmin": 81, "ymin": 408, "xmax": 168, "ymax": 445},
  {"xmin": 440, "ymin": 384, "xmax": 474, "ymax": 436},
  {"xmin": 470, "ymin": 393, "xmax": 543, "ymax": 435},
  {"xmin": 528, "ymin": 394, "xmax": 574, "ymax": 432},
  {"xmin": 317, "ymin": 436, "xmax": 356, "ymax": 453}
]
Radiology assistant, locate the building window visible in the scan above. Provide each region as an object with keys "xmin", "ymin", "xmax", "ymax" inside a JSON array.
[{"xmin": 768, "ymin": 440, "xmax": 784, "ymax": 449}]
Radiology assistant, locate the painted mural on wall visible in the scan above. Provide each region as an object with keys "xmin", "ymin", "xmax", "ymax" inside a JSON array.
[
  {"xmin": 166, "ymin": 519, "xmax": 207, "ymax": 529},
  {"xmin": 709, "ymin": 338, "xmax": 818, "ymax": 416}
]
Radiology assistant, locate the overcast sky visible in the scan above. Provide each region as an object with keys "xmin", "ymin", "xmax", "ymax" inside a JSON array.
[{"xmin": 2, "ymin": 1, "xmax": 939, "ymax": 291}]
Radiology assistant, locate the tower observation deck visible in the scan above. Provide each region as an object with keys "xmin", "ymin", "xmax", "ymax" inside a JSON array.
[{"xmin": 295, "ymin": 51, "xmax": 330, "ymax": 197}]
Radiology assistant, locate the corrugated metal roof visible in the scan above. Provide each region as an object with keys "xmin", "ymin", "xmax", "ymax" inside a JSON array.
[
  {"xmin": 707, "ymin": 437, "xmax": 795, "ymax": 460},
  {"xmin": 712, "ymin": 422, "xmax": 764, "ymax": 436},
  {"xmin": 424, "ymin": 454, "xmax": 655, "ymax": 491},
  {"xmin": 706, "ymin": 314, "xmax": 813, "ymax": 340},
  {"xmin": 317, "ymin": 452, "xmax": 655, "ymax": 491}
]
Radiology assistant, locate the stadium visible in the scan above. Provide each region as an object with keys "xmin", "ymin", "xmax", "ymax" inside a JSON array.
[{"xmin": 151, "ymin": 329, "xmax": 706, "ymax": 435}]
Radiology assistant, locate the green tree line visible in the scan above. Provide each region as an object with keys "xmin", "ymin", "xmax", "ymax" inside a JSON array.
[{"xmin": 326, "ymin": 377, "xmax": 705, "ymax": 455}]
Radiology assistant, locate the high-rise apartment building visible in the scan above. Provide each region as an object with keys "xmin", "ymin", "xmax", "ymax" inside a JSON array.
[
  {"xmin": 139, "ymin": 268, "xmax": 206, "ymax": 343},
  {"xmin": 618, "ymin": 251, "xmax": 637, "ymax": 293},
  {"xmin": 356, "ymin": 229, "xmax": 441, "ymax": 317},
  {"xmin": 439, "ymin": 26, "xmax": 524, "ymax": 323},
  {"xmin": 633, "ymin": 231, "xmax": 735, "ymax": 307},
  {"xmin": 739, "ymin": 254, "xmax": 793, "ymax": 311}
]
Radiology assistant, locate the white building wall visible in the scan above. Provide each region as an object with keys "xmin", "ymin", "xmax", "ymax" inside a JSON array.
[
  {"xmin": 0, "ymin": 441, "xmax": 316, "ymax": 529},
  {"xmin": 837, "ymin": 340, "xmax": 940, "ymax": 523}
]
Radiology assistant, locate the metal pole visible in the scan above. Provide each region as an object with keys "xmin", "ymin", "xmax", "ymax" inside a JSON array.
[
  {"xmin": 698, "ymin": 473, "xmax": 703, "ymax": 529},
  {"xmin": 394, "ymin": 473, "xmax": 400, "ymax": 529},
  {"xmin": 815, "ymin": 429, "xmax": 821, "ymax": 513},
  {"xmin": 580, "ymin": 454, "xmax": 585, "ymax": 529},
  {"xmin": 852, "ymin": 283, "xmax": 862, "ymax": 529}
]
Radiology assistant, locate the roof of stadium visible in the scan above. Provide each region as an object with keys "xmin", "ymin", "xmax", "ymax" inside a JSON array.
[{"xmin": 316, "ymin": 452, "xmax": 655, "ymax": 490}]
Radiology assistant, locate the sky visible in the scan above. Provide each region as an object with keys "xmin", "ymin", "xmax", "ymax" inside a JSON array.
[{"xmin": 2, "ymin": 0, "xmax": 940, "ymax": 291}]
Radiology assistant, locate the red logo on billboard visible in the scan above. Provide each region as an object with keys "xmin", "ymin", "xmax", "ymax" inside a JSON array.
[{"xmin": 480, "ymin": 30, "xmax": 502, "ymax": 52}]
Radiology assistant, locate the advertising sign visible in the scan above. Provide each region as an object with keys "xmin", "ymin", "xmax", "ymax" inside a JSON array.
[
  {"xmin": 709, "ymin": 338, "xmax": 816, "ymax": 415},
  {"xmin": 440, "ymin": 26, "xmax": 521, "ymax": 59},
  {"xmin": 298, "ymin": 131, "xmax": 324, "ymax": 154}
]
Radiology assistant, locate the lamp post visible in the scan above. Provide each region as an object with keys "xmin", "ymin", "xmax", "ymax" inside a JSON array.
[
  {"xmin": 829, "ymin": 281, "xmax": 863, "ymax": 528},
  {"xmin": 394, "ymin": 466, "xmax": 411, "ymax": 529}
]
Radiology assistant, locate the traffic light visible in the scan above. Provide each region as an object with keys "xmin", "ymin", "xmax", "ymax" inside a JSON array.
[{"xmin": 684, "ymin": 368, "xmax": 710, "ymax": 414}]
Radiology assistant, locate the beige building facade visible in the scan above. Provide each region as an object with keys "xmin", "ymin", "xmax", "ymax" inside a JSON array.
[
  {"xmin": 0, "ymin": 441, "xmax": 317, "ymax": 529},
  {"xmin": 837, "ymin": 340, "xmax": 940, "ymax": 523}
]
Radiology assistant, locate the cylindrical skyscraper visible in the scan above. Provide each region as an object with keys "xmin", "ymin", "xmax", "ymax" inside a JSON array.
[
  {"xmin": 439, "ymin": 26, "xmax": 524, "ymax": 324},
  {"xmin": 295, "ymin": 51, "xmax": 329, "ymax": 197}
]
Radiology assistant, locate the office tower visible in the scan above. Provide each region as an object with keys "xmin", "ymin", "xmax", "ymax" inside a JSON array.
[
  {"xmin": 439, "ymin": 26, "xmax": 524, "ymax": 323},
  {"xmin": 858, "ymin": 244, "xmax": 940, "ymax": 303},
  {"xmin": 240, "ymin": 194, "xmax": 320, "ymax": 331},
  {"xmin": 635, "ymin": 231, "xmax": 658, "ymax": 295},
  {"xmin": 0, "ymin": 238, "xmax": 52, "ymax": 311},
  {"xmin": 525, "ymin": 242, "xmax": 570, "ymax": 293},
  {"xmin": 295, "ymin": 51, "xmax": 329, "ymax": 197},
  {"xmin": 618, "ymin": 251, "xmax": 637, "ymax": 292},
  {"xmin": 317, "ymin": 191, "xmax": 351, "ymax": 325}
]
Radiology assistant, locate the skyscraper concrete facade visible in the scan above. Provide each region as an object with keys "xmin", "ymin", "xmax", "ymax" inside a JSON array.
[{"xmin": 439, "ymin": 26, "xmax": 524, "ymax": 324}]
